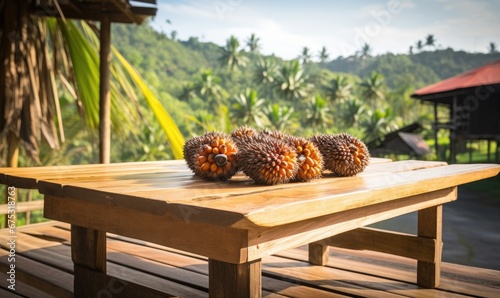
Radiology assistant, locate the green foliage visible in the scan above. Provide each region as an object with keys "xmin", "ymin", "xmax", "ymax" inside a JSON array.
[
  {"xmin": 274, "ymin": 60, "xmax": 311, "ymax": 100},
  {"xmin": 231, "ymin": 89, "xmax": 267, "ymax": 127},
  {"xmin": 219, "ymin": 35, "xmax": 248, "ymax": 71},
  {"xmin": 38, "ymin": 21, "xmax": 500, "ymax": 166}
]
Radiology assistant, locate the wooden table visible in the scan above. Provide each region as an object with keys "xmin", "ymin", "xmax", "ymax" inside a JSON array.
[{"xmin": 1, "ymin": 159, "xmax": 499, "ymax": 297}]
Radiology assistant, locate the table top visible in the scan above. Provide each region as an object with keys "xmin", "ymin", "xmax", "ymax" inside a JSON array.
[{"xmin": 1, "ymin": 159, "xmax": 499, "ymax": 229}]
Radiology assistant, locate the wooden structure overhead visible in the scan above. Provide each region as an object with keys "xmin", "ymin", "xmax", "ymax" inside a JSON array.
[
  {"xmin": 411, "ymin": 60, "xmax": 500, "ymax": 162},
  {"xmin": 30, "ymin": 0, "xmax": 157, "ymax": 24},
  {"xmin": 28, "ymin": 0, "xmax": 157, "ymax": 164}
]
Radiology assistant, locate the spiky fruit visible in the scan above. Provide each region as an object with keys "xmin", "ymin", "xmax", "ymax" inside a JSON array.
[
  {"xmin": 183, "ymin": 132, "xmax": 226, "ymax": 172},
  {"xmin": 239, "ymin": 135, "xmax": 298, "ymax": 185},
  {"xmin": 230, "ymin": 126, "xmax": 259, "ymax": 146},
  {"xmin": 309, "ymin": 133, "xmax": 370, "ymax": 176},
  {"xmin": 260, "ymin": 129, "xmax": 288, "ymax": 140},
  {"xmin": 287, "ymin": 136, "xmax": 324, "ymax": 182},
  {"xmin": 184, "ymin": 132, "xmax": 238, "ymax": 181}
]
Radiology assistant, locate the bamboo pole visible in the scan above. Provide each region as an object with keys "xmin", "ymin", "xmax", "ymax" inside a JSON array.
[{"xmin": 99, "ymin": 14, "xmax": 111, "ymax": 164}]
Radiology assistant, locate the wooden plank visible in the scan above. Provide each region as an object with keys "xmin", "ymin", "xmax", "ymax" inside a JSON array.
[
  {"xmin": 44, "ymin": 195, "xmax": 249, "ymax": 264},
  {"xmin": 0, "ymin": 160, "xmax": 187, "ymax": 188},
  {"xmin": 0, "ymin": 286, "xmax": 23, "ymax": 298},
  {"xmin": 0, "ymin": 249, "xmax": 73, "ymax": 297},
  {"xmin": 316, "ymin": 227, "xmax": 438, "ymax": 263},
  {"xmin": 3, "ymin": 222, "xmax": 500, "ymax": 298},
  {"xmin": 44, "ymin": 187, "xmax": 456, "ymax": 264},
  {"xmin": 246, "ymin": 188, "xmax": 457, "ymax": 262},
  {"xmin": 263, "ymin": 254, "xmax": 469, "ymax": 298},
  {"xmin": 2, "ymin": 231, "xmax": 209, "ymax": 297},
  {"xmin": 417, "ymin": 205, "xmax": 442, "ymax": 288},
  {"xmin": 223, "ymin": 164, "xmax": 500, "ymax": 228},
  {"xmin": 38, "ymin": 162, "xmax": 498, "ymax": 230},
  {"xmin": 209, "ymin": 259, "xmax": 262, "ymax": 298},
  {"xmin": 74, "ymin": 264, "xmax": 175, "ymax": 298},
  {"xmin": 277, "ymin": 246, "xmax": 500, "ymax": 298},
  {"xmin": 37, "ymin": 160, "xmax": 441, "ymax": 209}
]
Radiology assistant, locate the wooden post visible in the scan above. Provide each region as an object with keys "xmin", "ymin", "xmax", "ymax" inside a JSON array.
[
  {"xmin": 308, "ymin": 242, "xmax": 329, "ymax": 266},
  {"xmin": 209, "ymin": 259, "xmax": 262, "ymax": 298},
  {"xmin": 417, "ymin": 205, "xmax": 442, "ymax": 288},
  {"xmin": 450, "ymin": 96, "xmax": 458, "ymax": 163},
  {"xmin": 99, "ymin": 14, "xmax": 111, "ymax": 164},
  {"xmin": 71, "ymin": 225, "xmax": 107, "ymax": 296},
  {"xmin": 434, "ymin": 102, "xmax": 439, "ymax": 158}
]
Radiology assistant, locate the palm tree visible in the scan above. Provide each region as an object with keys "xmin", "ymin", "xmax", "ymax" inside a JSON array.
[
  {"xmin": 274, "ymin": 60, "xmax": 310, "ymax": 100},
  {"xmin": 265, "ymin": 104, "xmax": 294, "ymax": 131},
  {"xmin": 339, "ymin": 98, "xmax": 365, "ymax": 128},
  {"xmin": 360, "ymin": 43, "xmax": 372, "ymax": 58},
  {"xmin": 194, "ymin": 70, "xmax": 223, "ymax": 111},
  {"xmin": 324, "ymin": 76, "xmax": 352, "ymax": 103},
  {"xmin": 230, "ymin": 89, "xmax": 266, "ymax": 127},
  {"xmin": 246, "ymin": 33, "xmax": 261, "ymax": 53},
  {"xmin": 219, "ymin": 35, "xmax": 248, "ymax": 71},
  {"xmin": 416, "ymin": 40, "xmax": 424, "ymax": 51},
  {"xmin": 318, "ymin": 46, "xmax": 329, "ymax": 63},
  {"xmin": 305, "ymin": 94, "xmax": 331, "ymax": 130},
  {"xmin": 253, "ymin": 57, "xmax": 278, "ymax": 85},
  {"xmin": 0, "ymin": 13, "xmax": 184, "ymax": 168},
  {"xmin": 360, "ymin": 108, "xmax": 400, "ymax": 142},
  {"xmin": 179, "ymin": 82, "xmax": 197, "ymax": 102},
  {"xmin": 298, "ymin": 47, "xmax": 312, "ymax": 64},
  {"xmin": 425, "ymin": 34, "xmax": 435, "ymax": 48},
  {"xmin": 359, "ymin": 71, "xmax": 386, "ymax": 109},
  {"xmin": 489, "ymin": 42, "xmax": 498, "ymax": 53}
]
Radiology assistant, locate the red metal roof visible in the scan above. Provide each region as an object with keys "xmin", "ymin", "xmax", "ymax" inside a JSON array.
[{"xmin": 412, "ymin": 60, "xmax": 500, "ymax": 97}]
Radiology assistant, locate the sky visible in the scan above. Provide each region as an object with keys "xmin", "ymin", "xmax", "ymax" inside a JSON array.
[{"xmin": 148, "ymin": 0, "xmax": 500, "ymax": 60}]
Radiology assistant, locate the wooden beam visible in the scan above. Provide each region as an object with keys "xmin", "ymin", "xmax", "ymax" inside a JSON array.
[
  {"xmin": 99, "ymin": 14, "xmax": 111, "ymax": 164},
  {"xmin": 314, "ymin": 227, "xmax": 439, "ymax": 263},
  {"xmin": 109, "ymin": 0, "xmax": 140, "ymax": 24}
]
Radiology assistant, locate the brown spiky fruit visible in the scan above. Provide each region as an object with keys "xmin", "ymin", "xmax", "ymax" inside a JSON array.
[
  {"xmin": 287, "ymin": 136, "xmax": 324, "ymax": 182},
  {"xmin": 309, "ymin": 133, "xmax": 370, "ymax": 176},
  {"xmin": 230, "ymin": 126, "xmax": 259, "ymax": 146},
  {"xmin": 239, "ymin": 135, "xmax": 299, "ymax": 185},
  {"xmin": 260, "ymin": 129, "xmax": 288, "ymax": 140},
  {"xmin": 183, "ymin": 132, "xmax": 238, "ymax": 181}
]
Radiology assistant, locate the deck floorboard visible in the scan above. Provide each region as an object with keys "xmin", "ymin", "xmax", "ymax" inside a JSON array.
[{"xmin": 1, "ymin": 221, "xmax": 498, "ymax": 297}]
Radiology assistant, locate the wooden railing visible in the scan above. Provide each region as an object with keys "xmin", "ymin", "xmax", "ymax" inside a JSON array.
[{"xmin": 1, "ymin": 188, "xmax": 44, "ymax": 228}]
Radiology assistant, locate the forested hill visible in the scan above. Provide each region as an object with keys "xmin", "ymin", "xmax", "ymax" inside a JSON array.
[
  {"xmin": 110, "ymin": 21, "xmax": 500, "ymax": 141},
  {"xmin": 322, "ymin": 49, "xmax": 500, "ymax": 89},
  {"xmin": 112, "ymin": 22, "xmax": 500, "ymax": 94}
]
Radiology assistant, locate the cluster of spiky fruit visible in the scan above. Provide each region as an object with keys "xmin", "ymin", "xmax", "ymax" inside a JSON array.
[{"xmin": 183, "ymin": 127, "xmax": 370, "ymax": 185}]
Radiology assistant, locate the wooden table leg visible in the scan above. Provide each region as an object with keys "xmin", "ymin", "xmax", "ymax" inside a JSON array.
[
  {"xmin": 417, "ymin": 205, "xmax": 443, "ymax": 288},
  {"xmin": 309, "ymin": 242, "xmax": 329, "ymax": 265},
  {"xmin": 209, "ymin": 259, "xmax": 262, "ymax": 298},
  {"xmin": 71, "ymin": 225, "xmax": 107, "ymax": 296}
]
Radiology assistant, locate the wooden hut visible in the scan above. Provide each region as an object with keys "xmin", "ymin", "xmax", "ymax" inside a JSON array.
[{"xmin": 411, "ymin": 60, "xmax": 500, "ymax": 163}]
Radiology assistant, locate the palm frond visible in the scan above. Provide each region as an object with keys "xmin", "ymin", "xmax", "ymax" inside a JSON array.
[{"xmin": 113, "ymin": 48, "xmax": 185, "ymax": 159}]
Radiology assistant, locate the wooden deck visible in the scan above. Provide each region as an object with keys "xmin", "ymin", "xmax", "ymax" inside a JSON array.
[{"xmin": 1, "ymin": 222, "xmax": 499, "ymax": 297}]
